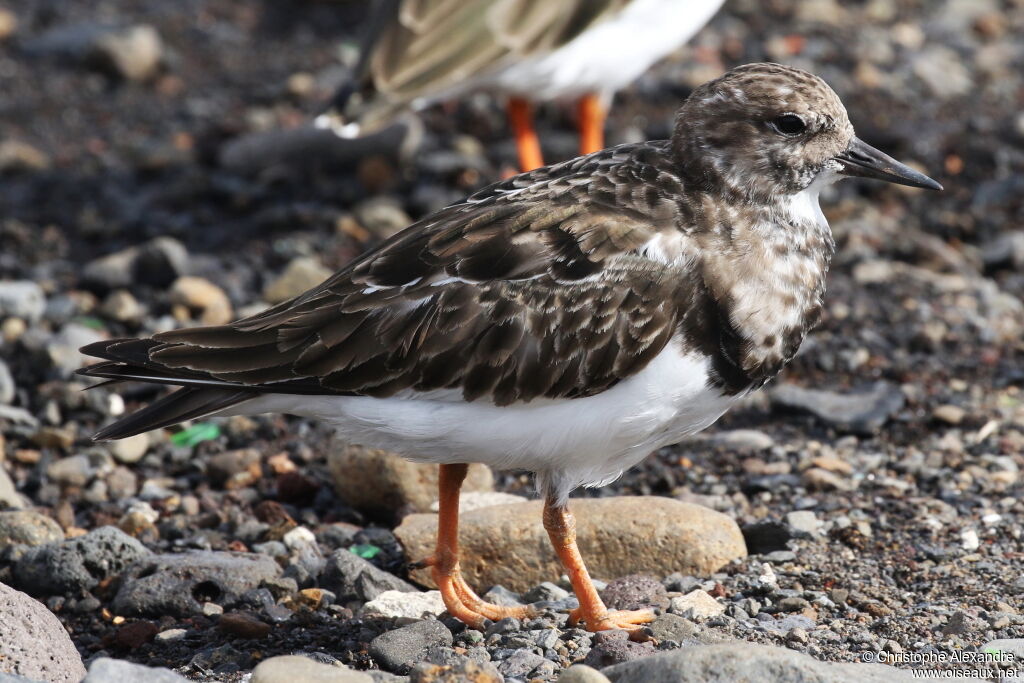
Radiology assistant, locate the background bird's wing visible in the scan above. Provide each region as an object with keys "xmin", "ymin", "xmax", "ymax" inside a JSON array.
[
  {"xmin": 82, "ymin": 144, "xmax": 694, "ymax": 407},
  {"xmin": 344, "ymin": 0, "xmax": 630, "ymax": 128}
]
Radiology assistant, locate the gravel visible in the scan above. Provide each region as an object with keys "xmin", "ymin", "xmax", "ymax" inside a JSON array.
[{"xmin": 0, "ymin": 0, "xmax": 1022, "ymax": 680}]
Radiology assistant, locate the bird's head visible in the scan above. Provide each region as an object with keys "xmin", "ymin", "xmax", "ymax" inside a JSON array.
[{"xmin": 673, "ymin": 63, "xmax": 941, "ymax": 203}]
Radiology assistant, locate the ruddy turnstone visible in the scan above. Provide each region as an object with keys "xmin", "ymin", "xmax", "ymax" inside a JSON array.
[
  {"xmin": 80, "ymin": 63, "xmax": 941, "ymax": 633},
  {"xmin": 317, "ymin": 0, "xmax": 724, "ymax": 170}
]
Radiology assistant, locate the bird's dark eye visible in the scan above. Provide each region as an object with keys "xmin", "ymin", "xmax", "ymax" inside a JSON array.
[{"xmin": 771, "ymin": 114, "xmax": 806, "ymax": 136}]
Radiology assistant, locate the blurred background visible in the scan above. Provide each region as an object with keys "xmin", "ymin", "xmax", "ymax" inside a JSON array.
[{"xmin": 0, "ymin": 0, "xmax": 1022, "ymax": 679}]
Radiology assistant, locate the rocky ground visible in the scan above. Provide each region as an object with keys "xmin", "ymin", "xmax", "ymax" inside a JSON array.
[{"xmin": 1, "ymin": 0, "xmax": 1023, "ymax": 681}]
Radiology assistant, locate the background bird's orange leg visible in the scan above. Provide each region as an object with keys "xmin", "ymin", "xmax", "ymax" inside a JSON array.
[
  {"xmin": 577, "ymin": 93, "xmax": 606, "ymax": 156},
  {"xmin": 543, "ymin": 497, "xmax": 653, "ymax": 632},
  {"xmin": 507, "ymin": 97, "xmax": 544, "ymax": 171},
  {"xmin": 422, "ymin": 464, "xmax": 534, "ymax": 628}
]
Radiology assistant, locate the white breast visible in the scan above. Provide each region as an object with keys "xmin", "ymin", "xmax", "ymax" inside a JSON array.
[
  {"xmin": 447, "ymin": 0, "xmax": 724, "ymax": 101},
  {"xmin": 234, "ymin": 339, "xmax": 736, "ymax": 498}
]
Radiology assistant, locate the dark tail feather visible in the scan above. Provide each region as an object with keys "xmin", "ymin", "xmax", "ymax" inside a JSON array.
[{"xmin": 92, "ymin": 386, "xmax": 254, "ymax": 441}]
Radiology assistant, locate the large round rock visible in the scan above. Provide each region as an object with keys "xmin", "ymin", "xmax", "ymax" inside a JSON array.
[
  {"xmin": 0, "ymin": 582, "xmax": 86, "ymax": 682},
  {"xmin": 395, "ymin": 497, "xmax": 746, "ymax": 592}
]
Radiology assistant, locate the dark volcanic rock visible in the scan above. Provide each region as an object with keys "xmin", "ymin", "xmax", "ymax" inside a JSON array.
[
  {"xmin": 13, "ymin": 526, "xmax": 150, "ymax": 595},
  {"xmin": 111, "ymin": 551, "xmax": 282, "ymax": 616},
  {"xmin": 600, "ymin": 574, "xmax": 670, "ymax": 611},
  {"xmin": 369, "ymin": 620, "xmax": 454, "ymax": 674},
  {"xmin": 769, "ymin": 382, "xmax": 905, "ymax": 435},
  {"xmin": 582, "ymin": 629, "xmax": 656, "ymax": 668},
  {"xmin": 740, "ymin": 520, "xmax": 793, "ymax": 555},
  {"xmin": 321, "ymin": 548, "xmax": 418, "ymax": 603}
]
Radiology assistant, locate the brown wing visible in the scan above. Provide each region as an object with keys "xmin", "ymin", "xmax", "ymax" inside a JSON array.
[
  {"xmin": 346, "ymin": 0, "xmax": 631, "ymax": 130},
  {"xmin": 109, "ymin": 143, "xmax": 692, "ymax": 406}
]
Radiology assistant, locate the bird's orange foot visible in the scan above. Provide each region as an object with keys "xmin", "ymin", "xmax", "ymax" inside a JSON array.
[
  {"xmin": 568, "ymin": 606, "xmax": 655, "ymax": 633},
  {"xmin": 428, "ymin": 563, "xmax": 535, "ymax": 629}
]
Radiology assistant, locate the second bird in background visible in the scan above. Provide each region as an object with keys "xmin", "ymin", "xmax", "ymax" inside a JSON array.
[{"xmin": 317, "ymin": 0, "xmax": 725, "ymax": 171}]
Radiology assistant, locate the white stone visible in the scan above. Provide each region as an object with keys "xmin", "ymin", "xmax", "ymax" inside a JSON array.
[
  {"xmin": 109, "ymin": 433, "xmax": 149, "ymax": 463},
  {"xmin": 360, "ymin": 590, "xmax": 446, "ymax": 620},
  {"xmin": 961, "ymin": 528, "xmax": 980, "ymax": 551},
  {"xmin": 669, "ymin": 589, "xmax": 725, "ymax": 620}
]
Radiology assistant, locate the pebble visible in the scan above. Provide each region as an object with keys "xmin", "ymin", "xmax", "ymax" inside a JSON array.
[
  {"xmin": 46, "ymin": 453, "xmax": 96, "ymax": 485},
  {"xmin": 411, "ymin": 659, "xmax": 502, "ymax": 682},
  {"xmin": 283, "ymin": 525, "xmax": 327, "ymax": 578},
  {"xmin": 0, "ymin": 358, "xmax": 15, "ymax": 404},
  {"xmin": 0, "ymin": 140, "xmax": 50, "ymax": 172},
  {"xmin": 913, "ymin": 46, "xmax": 972, "ymax": 99},
  {"xmin": 0, "ymin": 8, "xmax": 17, "ymax": 40},
  {"xmin": 46, "ymin": 323, "xmax": 104, "ymax": 375},
  {"xmin": 13, "ymin": 526, "xmax": 151, "ymax": 595},
  {"xmin": 100, "ymin": 289, "xmax": 145, "ymax": 323},
  {"xmin": 0, "ymin": 582, "xmax": 86, "ymax": 682},
  {"xmin": 112, "ymin": 550, "xmax": 282, "ymax": 616},
  {"xmin": 0, "ymin": 280, "xmax": 46, "ymax": 322},
  {"xmin": 648, "ymin": 613, "xmax": 710, "ymax": 644},
  {"xmin": 114, "ymin": 620, "xmax": 158, "ymax": 648},
  {"xmin": 770, "ymin": 381, "xmax": 905, "ymax": 435},
  {"xmin": 0, "ymin": 462, "xmax": 27, "ymax": 508},
  {"xmin": 252, "ymin": 655, "xmax": 374, "ymax": 683},
  {"xmin": 169, "ymin": 276, "xmax": 233, "ymax": 325},
  {"xmin": 498, "ymin": 649, "xmax": 548, "ymax": 678},
  {"xmin": 558, "ymin": 665, "xmax": 611, "ymax": 683},
  {"xmin": 802, "ymin": 467, "xmax": 853, "ymax": 492},
  {"xmin": 82, "ymin": 658, "xmax": 189, "ymax": 683},
  {"xmin": 321, "ymin": 548, "xmax": 418, "ymax": 603},
  {"xmin": 369, "ymin": 620, "xmax": 454, "ymax": 673},
  {"xmin": 396, "ymin": 497, "xmax": 746, "ymax": 592},
  {"xmin": 108, "ymin": 433, "xmax": 150, "ymax": 464},
  {"xmin": 218, "ymin": 611, "xmax": 272, "ymax": 639},
  {"xmin": 263, "ymin": 257, "xmax": 333, "ymax": 304},
  {"xmin": 599, "ymin": 574, "xmax": 669, "ymax": 610},
  {"xmin": 522, "ymin": 581, "xmax": 570, "ymax": 603},
  {"xmin": 933, "ymin": 404, "xmax": 966, "ymax": 425},
  {"xmin": 0, "ymin": 510, "xmax": 65, "ymax": 546},
  {"xmin": 329, "ymin": 446, "xmax": 493, "ymax": 518},
  {"xmin": 584, "ymin": 630, "xmax": 656, "ymax": 668},
  {"xmin": 88, "ymin": 25, "xmax": 163, "ymax": 81},
  {"xmin": 361, "ymin": 590, "xmax": 446, "ymax": 620},
  {"xmin": 669, "ymin": 590, "xmax": 725, "ymax": 620},
  {"xmin": 709, "ymin": 429, "xmax": 775, "ymax": 451},
  {"xmin": 155, "ymin": 628, "xmax": 187, "ymax": 642},
  {"xmin": 785, "ymin": 510, "xmax": 823, "ymax": 536},
  {"xmin": 353, "ymin": 197, "xmax": 413, "ymax": 237}
]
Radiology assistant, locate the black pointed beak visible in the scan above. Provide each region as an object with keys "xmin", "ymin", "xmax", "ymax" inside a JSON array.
[{"xmin": 834, "ymin": 137, "xmax": 943, "ymax": 191}]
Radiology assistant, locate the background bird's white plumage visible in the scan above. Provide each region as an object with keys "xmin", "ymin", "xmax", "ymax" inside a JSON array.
[{"xmin": 426, "ymin": 0, "xmax": 725, "ymax": 103}]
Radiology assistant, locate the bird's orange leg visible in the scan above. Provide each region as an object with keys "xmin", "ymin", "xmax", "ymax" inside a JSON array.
[
  {"xmin": 507, "ymin": 97, "xmax": 544, "ymax": 171},
  {"xmin": 577, "ymin": 93, "xmax": 606, "ymax": 156},
  {"xmin": 542, "ymin": 497, "xmax": 654, "ymax": 632},
  {"xmin": 420, "ymin": 464, "xmax": 534, "ymax": 628}
]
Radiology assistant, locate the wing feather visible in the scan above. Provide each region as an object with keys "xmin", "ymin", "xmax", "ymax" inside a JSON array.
[{"xmin": 81, "ymin": 143, "xmax": 698, "ymax": 406}]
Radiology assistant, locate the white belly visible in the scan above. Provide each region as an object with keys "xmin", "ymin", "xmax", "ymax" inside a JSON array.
[
  {"xmin": 427, "ymin": 0, "xmax": 724, "ymax": 102},
  {"xmin": 235, "ymin": 340, "xmax": 736, "ymax": 497}
]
